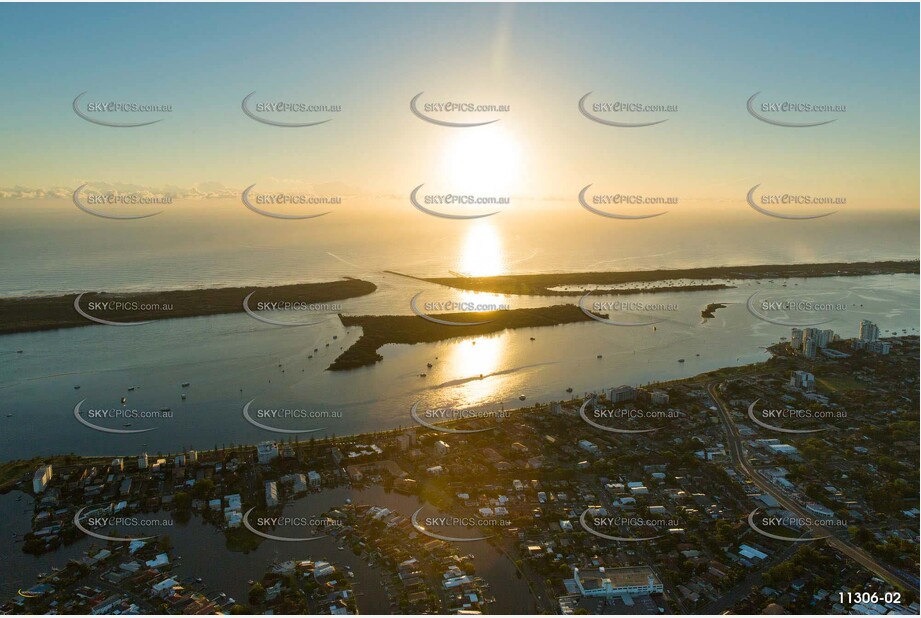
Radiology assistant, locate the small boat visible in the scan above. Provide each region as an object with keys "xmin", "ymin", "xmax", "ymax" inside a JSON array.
[
  {"xmin": 196, "ymin": 577, "xmax": 203, "ymax": 583},
  {"xmin": 128, "ymin": 387, "xmax": 136, "ymax": 391},
  {"xmin": 518, "ymin": 395, "xmax": 526, "ymax": 401},
  {"xmin": 181, "ymin": 382, "xmax": 190, "ymax": 387},
  {"xmin": 325, "ymin": 343, "xmax": 330, "ymax": 347},
  {"xmin": 426, "ymin": 363, "xmax": 433, "ymax": 368},
  {"xmin": 74, "ymin": 385, "xmax": 81, "ymax": 390},
  {"xmin": 566, "ymin": 387, "xmax": 573, "ymax": 393},
  {"xmin": 677, "ymin": 359, "xmax": 685, "ymax": 363},
  {"xmin": 121, "ymin": 397, "xmax": 127, "ymax": 404},
  {"xmin": 529, "ymin": 337, "xmax": 535, "ymax": 341},
  {"xmin": 333, "ymin": 335, "xmax": 338, "ymax": 340},
  {"xmin": 5, "ymin": 414, "xmax": 11, "ymax": 418},
  {"xmin": 597, "ymin": 354, "xmax": 603, "ymax": 359},
  {"xmin": 308, "ymin": 355, "xmax": 313, "ymax": 359},
  {"xmin": 181, "ymin": 394, "xmax": 186, "ymax": 400},
  {"xmin": 419, "ymin": 373, "xmax": 427, "ymax": 377},
  {"xmin": 123, "ymin": 423, "xmax": 132, "ymax": 428},
  {"xmin": 160, "ymin": 407, "xmax": 171, "ymax": 412}
]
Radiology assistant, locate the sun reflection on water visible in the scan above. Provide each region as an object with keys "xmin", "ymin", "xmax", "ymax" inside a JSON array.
[{"xmin": 444, "ymin": 335, "xmax": 506, "ymax": 406}]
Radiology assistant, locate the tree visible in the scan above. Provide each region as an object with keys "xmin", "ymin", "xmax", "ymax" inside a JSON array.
[
  {"xmin": 248, "ymin": 583, "xmax": 266, "ymax": 606},
  {"xmin": 191, "ymin": 479, "xmax": 215, "ymax": 500}
]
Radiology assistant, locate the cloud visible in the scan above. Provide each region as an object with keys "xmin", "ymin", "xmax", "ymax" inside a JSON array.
[{"xmin": 0, "ymin": 181, "xmax": 366, "ymax": 200}]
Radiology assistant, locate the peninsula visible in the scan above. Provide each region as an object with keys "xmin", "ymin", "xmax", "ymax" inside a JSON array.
[
  {"xmin": 0, "ymin": 278, "xmax": 377, "ymax": 336},
  {"xmin": 389, "ymin": 260, "xmax": 919, "ymax": 297}
]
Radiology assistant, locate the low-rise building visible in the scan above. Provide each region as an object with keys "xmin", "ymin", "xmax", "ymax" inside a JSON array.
[
  {"xmin": 257, "ymin": 441, "xmax": 279, "ymax": 464},
  {"xmin": 572, "ymin": 566, "xmax": 663, "ymax": 598}
]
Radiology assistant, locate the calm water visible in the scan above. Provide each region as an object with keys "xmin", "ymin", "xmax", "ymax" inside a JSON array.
[
  {"xmin": 0, "ymin": 201, "xmax": 918, "ymax": 459},
  {"xmin": 0, "ymin": 272, "xmax": 917, "ymax": 461},
  {"xmin": 0, "ymin": 486, "xmax": 534, "ymax": 613}
]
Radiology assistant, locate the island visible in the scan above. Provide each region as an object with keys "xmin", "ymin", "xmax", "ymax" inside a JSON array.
[
  {"xmin": 329, "ymin": 304, "xmax": 597, "ymax": 371},
  {"xmin": 701, "ymin": 303, "xmax": 727, "ymax": 319},
  {"xmin": 0, "ymin": 278, "xmax": 377, "ymax": 336}
]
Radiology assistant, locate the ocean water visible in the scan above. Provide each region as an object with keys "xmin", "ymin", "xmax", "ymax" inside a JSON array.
[{"xmin": 0, "ymin": 199, "xmax": 917, "ymax": 296}]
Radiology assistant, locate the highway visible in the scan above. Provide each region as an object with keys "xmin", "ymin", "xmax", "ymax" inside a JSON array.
[{"xmin": 707, "ymin": 381, "xmax": 919, "ymax": 596}]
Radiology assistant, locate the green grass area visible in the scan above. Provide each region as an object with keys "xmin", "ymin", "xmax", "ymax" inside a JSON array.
[{"xmin": 816, "ymin": 375, "xmax": 865, "ymax": 393}]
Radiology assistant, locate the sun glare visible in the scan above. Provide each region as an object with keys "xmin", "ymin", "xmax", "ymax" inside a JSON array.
[
  {"xmin": 442, "ymin": 128, "xmax": 522, "ymax": 195},
  {"xmin": 458, "ymin": 222, "xmax": 506, "ymax": 277}
]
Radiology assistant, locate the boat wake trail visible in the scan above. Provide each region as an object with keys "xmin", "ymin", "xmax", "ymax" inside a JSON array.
[
  {"xmin": 327, "ymin": 252, "xmax": 371, "ymax": 271},
  {"xmin": 432, "ymin": 362, "xmax": 557, "ymax": 388}
]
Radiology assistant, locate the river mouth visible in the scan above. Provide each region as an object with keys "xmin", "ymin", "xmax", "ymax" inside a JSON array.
[{"xmin": 0, "ymin": 274, "xmax": 916, "ymax": 461}]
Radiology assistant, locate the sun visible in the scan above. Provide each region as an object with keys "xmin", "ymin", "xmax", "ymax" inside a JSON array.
[
  {"xmin": 441, "ymin": 127, "xmax": 522, "ymax": 195},
  {"xmin": 458, "ymin": 222, "xmax": 505, "ymax": 277}
]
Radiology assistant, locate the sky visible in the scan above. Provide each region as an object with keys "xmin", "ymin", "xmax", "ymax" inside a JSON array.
[{"xmin": 0, "ymin": 3, "xmax": 918, "ymax": 211}]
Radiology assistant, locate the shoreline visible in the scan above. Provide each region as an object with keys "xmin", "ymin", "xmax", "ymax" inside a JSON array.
[
  {"xmin": 330, "ymin": 304, "xmax": 597, "ymax": 370},
  {"xmin": 0, "ymin": 278, "xmax": 376, "ymax": 336},
  {"xmin": 0, "ymin": 336, "xmax": 846, "ymax": 477},
  {"xmin": 390, "ymin": 260, "xmax": 919, "ymax": 296},
  {"xmin": 1, "ymin": 333, "xmax": 915, "ymax": 495}
]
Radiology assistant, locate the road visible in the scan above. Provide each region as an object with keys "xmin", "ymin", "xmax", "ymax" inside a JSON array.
[{"xmin": 707, "ymin": 381, "xmax": 919, "ymax": 596}]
